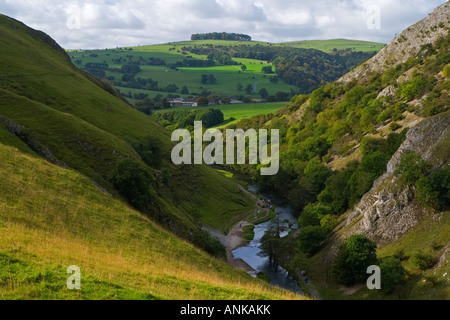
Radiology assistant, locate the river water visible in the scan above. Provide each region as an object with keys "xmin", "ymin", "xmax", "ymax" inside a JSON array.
[{"xmin": 232, "ymin": 184, "xmax": 303, "ymax": 294}]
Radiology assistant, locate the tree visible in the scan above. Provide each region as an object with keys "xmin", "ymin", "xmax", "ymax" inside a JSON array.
[
  {"xmin": 201, "ymin": 74, "xmax": 208, "ymax": 84},
  {"xmin": 380, "ymin": 257, "xmax": 405, "ymax": 292},
  {"xmin": 131, "ymin": 136, "xmax": 163, "ymax": 169},
  {"xmin": 298, "ymin": 226, "xmax": 327, "ymax": 256},
  {"xmin": 236, "ymin": 82, "xmax": 243, "ymax": 92},
  {"xmin": 181, "ymin": 85, "xmax": 189, "ymax": 94},
  {"xmin": 221, "ymin": 96, "xmax": 231, "ymax": 104},
  {"xmin": 111, "ymin": 159, "xmax": 153, "ymax": 209},
  {"xmin": 262, "ymin": 66, "xmax": 274, "ymax": 74},
  {"xmin": 334, "ymin": 235, "xmax": 377, "ymax": 285},
  {"xmin": 245, "ymin": 84, "xmax": 253, "ymax": 95},
  {"xmin": 208, "ymin": 74, "xmax": 217, "ymax": 84},
  {"xmin": 197, "ymin": 96, "xmax": 209, "ymax": 107},
  {"xmin": 320, "ymin": 214, "xmax": 338, "ymax": 233},
  {"xmin": 241, "ymin": 64, "xmax": 247, "ymax": 71},
  {"xmin": 259, "ymin": 88, "xmax": 269, "ymax": 99}
]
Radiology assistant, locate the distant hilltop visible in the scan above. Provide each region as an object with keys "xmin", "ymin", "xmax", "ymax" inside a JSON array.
[{"xmin": 191, "ymin": 32, "xmax": 252, "ymax": 41}]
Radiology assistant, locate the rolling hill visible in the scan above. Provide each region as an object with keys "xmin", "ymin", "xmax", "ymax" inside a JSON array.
[
  {"xmin": 67, "ymin": 37, "xmax": 383, "ymax": 104},
  {"xmin": 0, "ymin": 13, "xmax": 307, "ymax": 299}
]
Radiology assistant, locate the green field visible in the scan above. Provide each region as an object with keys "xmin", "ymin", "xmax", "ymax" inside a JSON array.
[
  {"xmin": 154, "ymin": 102, "xmax": 288, "ymax": 128},
  {"xmin": 68, "ymin": 38, "xmax": 384, "ymax": 101},
  {"xmin": 279, "ymin": 39, "xmax": 385, "ymax": 52}
]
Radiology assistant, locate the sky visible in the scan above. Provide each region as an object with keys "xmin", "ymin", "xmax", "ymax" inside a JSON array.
[{"xmin": 0, "ymin": 0, "xmax": 447, "ymax": 49}]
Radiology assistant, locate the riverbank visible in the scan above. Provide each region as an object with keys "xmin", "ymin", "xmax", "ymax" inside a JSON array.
[{"xmin": 203, "ymin": 182, "xmax": 274, "ymax": 273}]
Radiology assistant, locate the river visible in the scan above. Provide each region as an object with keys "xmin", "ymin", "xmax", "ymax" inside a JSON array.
[{"xmin": 231, "ymin": 184, "xmax": 304, "ymax": 294}]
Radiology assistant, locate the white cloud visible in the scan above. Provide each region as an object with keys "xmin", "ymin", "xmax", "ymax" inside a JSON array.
[{"xmin": 0, "ymin": 0, "xmax": 447, "ymax": 49}]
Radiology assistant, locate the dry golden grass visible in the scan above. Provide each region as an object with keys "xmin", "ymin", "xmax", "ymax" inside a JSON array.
[{"xmin": 0, "ymin": 143, "xmax": 306, "ymax": 300}]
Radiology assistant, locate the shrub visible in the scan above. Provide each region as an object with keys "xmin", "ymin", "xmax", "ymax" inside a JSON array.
[
  {"xmin": 320, "ymin": 214, "xmax": 338, "ymax": 233},
  {"xmin": 443, "ymin": 65, "xmax": 450, "ymax": 78},
  {"xmin": 132, "ymin": 135, "xmax": 163, "ymax": 169},
  {"xmin": 416, "ymin": 167, "xmax": 450, "ymax": 210},
  {"xmin": 394, "ymin": 151, "xmax": 430, "ymax": 185},
  {"xmin": 380, "ymin": 257, "xmax": 405, "ymax": 292},
  {"xmin": 298, "ymin": 226, "xmax": 327, "ymax": 256},
  {"xmin": 409, "ymin": 252, "xmax": 436, "ymax": 270},
  {"xmin": 334, "ymin": 235, "xmax": 377, "ymax": 285},
  {"xmin": 111, "ymin": 159, "xmax": 154, "ymax": 209}
]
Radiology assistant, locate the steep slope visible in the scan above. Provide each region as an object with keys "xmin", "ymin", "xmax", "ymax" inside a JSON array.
[
  {"xmin": 225, "ymin": 2, "xmax": 449, "ymax": 299},
  {"xmin": 0, "ymin": 13, "xmax": 254, "ymax": 243},
  {"xmin": 0, "ymin": 140, "xmax": 302, "ymax": 300}
]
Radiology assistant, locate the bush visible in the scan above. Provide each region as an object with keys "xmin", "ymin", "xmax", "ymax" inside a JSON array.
[
  {"xmin": 394, "ymin": 151, "xmax": 430, "ymax": 185},
  {"xmin": 416, "ymin": 167, "xmax": 450, "ymax": 210},
  {"xmin": 193, "ymin": 230, "xmax": 226, "ymax": 258},
  {"xmin": 132, "ymin": 135, "xmax": 163, "ymax": 169},
  {"xmin": 409, "ymin": 252, "xmax": 436, "ymax": 270},
  {"xmin": 380, "ymin": 257, "xmax": 405, "ymax": 292},
  {"xmin": 320, "ymin": 214, "xmax": 338, "ymax": 233},
  {"xmin": 443, "ymin": 65, "xmax": 450, "ymax": 78},
  {"xmin": 334, "ymin": 235, "xmax": 377, "ymax": 285},
  {"xmin": 299, "ymin": 203, "xmax": 332, "ymax": 227},
  {"xmin": 111, "ymin": 159, "xmax": 154, "ymax": 209},
  {"xmin": 298, "ymin": 226, "xmax": 327, "ymax": 256}
]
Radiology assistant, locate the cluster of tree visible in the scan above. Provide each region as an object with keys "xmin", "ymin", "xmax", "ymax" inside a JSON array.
[
  {"xmin": 153, "ymin": 108, "xmax": 224, "ymax": 130},
  {"xmin": 167, "ymin": 58, "xmax": 215, "ymax": 70},
  {"xmin": 191, "ymin": 32, "xmax": 252, "ymax": 41},
  {"xmin": 395, "ymin": 151, "xmax": 449, "ymax": 211},
  {"xmin": 207, "ymin": 51, "xmax": 235, "ymax": 65},
  {"xmin": 201, "ymin": 74, "xmax": 217, "ymax": 84},
  {"xmin": 84, "ymin": 62, "xmax": 109, "ymax": 78},
  {"xmin": 333, "ymin": 235, "xmax": 405, "ymax": 292}
]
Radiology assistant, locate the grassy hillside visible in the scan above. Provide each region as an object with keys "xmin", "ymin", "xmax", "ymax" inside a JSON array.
[
  {"xmin": 153, "ymin": 102, "xmax": 288, "ymax": 128},
  {"xmin": 279, "ymin": 39, "xmax": 385, "ymax": 53},
  {"xmin": 0, "ymin": 13, "xmax": 255, "ymax": 245},
  {"xmin": 68, "ymin": 38, "xmax": 381, "ymax": 104},
  {"xmin": 0, "ymin": 140, "xmax": 303, "ymax": 300}
]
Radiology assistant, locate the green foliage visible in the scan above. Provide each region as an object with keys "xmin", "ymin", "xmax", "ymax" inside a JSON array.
[
  {"xmin": 379, "ymin": 257, "xmax": 405, "ymax": 292},
  {"xmin": 409, "ymin": 252, "xmax": 437, "ymax": 271},
  {"xmin": 298, "ymin": 226, "xmax": 327, "ymax": 256},
  {"xmin": 132, "ymin": 135, "xmax": 163, "ymax": 169},
  {"xmin": 398, "ymin": 74, "xmax": 434, "ymax": 101},
  {"xmin": 334, "ymin": 235, "xmax": 377, "ymax": 285},
  {"xmin": 394, "ymin": 151, "xmax": 431, "ymax": 185},
  {"xmin": 153, "ymin": 108, "xmax": 224, "ymax": 129},
  {"xmin": 299, "ymin": 203, "xmax": 333, "ymax": 228},
  {"xmin": 443, "ymin": 65, "xmax": 450, "ymax": 78},
  {"xmin": 256, "ymin": 272, "xmax": 271, "ymax": 283},
  {"xmin": 416, "ymin": 167, "xmax": 450, "ymax": 210},
  {"xmin": 192, "ymin": 230, "xmax": 226, "ymax": 258},
  {"xmin": 110, "ymin": 159, "xmax": 154, "ymax": 209},
  {"xmin": 320, "ymin": 214, "xmax": 339, "ymax": 233}
]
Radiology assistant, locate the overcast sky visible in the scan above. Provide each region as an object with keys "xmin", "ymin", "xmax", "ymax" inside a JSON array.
[{"xmin": 0, "ymin": 0, "xmax": 447, "ymax": 49}]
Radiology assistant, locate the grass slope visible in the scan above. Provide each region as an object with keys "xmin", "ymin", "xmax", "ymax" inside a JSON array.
[
  {"xmin": 68, "ymin": 38, "xmax": 383, "ymax": 100},
  {"xmin": 0, "ymin": 13, "xmax": 254, "ymax": 236},
  {"xmin": 279, "ymin": 39, "xmax": 385, "ymax": 52},
  {"xmin": 0, "ymin": 141, "xmax": 303, "ymax": 300},
  {"xmin": 154, "ymin": 102, "xmax": 288, "ymax": 128}
]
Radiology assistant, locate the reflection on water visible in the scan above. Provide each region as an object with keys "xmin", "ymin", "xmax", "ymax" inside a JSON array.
[{"xmin": 232, "ymin": 185, "xmax": 303, "ymax": 294}]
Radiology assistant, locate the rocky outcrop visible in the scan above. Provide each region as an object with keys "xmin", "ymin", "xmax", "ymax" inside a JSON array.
[
  {"xmin": 340, "ymin": 111, "xmax": 450, "ymax": 245},
  {"xmin": 339, "ymin": 2, "xmax": 450, "ymax": 84},
  {"xmin": 0, "ymin": 115, "xmax": 67, "ymax": 168}
]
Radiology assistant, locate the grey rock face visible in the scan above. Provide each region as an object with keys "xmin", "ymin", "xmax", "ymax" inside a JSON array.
[
  {"xmin": 343, "ymin": 111, "xmax": 449, "ymax": 244},
  {"xmin": 339, "ymin": 3, "xmax": 450, "ymax": 84}
]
